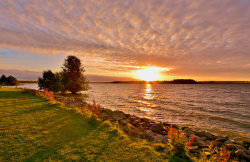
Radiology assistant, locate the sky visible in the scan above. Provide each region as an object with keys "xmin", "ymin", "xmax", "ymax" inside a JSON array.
[{"xmin": 0, "ymin": 0, "xmax": 250, "ymax": 81}]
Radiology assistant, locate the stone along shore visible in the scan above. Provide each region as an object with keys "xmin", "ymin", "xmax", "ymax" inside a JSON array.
[{"xmin": 54, "ymin": 94, "xmax": 250, "ymax": 161}]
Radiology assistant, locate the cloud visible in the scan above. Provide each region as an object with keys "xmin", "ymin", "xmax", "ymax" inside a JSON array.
[
  {"xmin": 0, "ymin": 0, "xmax": 250, "ymax": 80},
  {"xmin": 0, "ymin": 68, "xmax": 132, "ymax": 81}
]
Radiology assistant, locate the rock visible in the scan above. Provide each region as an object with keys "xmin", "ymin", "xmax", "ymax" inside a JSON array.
[
  {"xmin": 211, "ymin": 139, "xmax": 224, "ymax": 147},
  {"xmin": 189, "ymin": 146, "xmax": 200, "ymax": 154},
  {"xmin": 229, "ymin": 150, "xmax": 236, "ymax": 158},
  {"xmin": 130, "ymin": 119, "xmax": 141, "ymax": 128},
  {"xmin": 153, "ymin": 134, "xmax": 165, "ymax": 143},
  {"xmin": 200, "ymin": 137, "xmax": 207, "ymax": 141},
  {"xmin": 195, "ymin": 131, "xmax": 216, "ymax": 140},
  {"xmin": 227, "ymin": 144, "xmax": 249, "ymax": 152},
  {"xmin": 119, "ymin": 118, "xmax": 129, "ymax": 125},
  {"xmin": 151, "ymin": 123, "xmax": 167, "ymax": 135},
  {"xmin": 140, "ymin": 121, "xmax": 152, "ymax": 129},
  {"xmin": 226, "ymin": 144, "xmax": 238, "ymax": 151},
  {"xmin": 242, "ymin": 141, "xmax": 250, "ymax": 150},
  {"xmin": 195, "ymin": 138, "xmax": 209, "ymax": 148},
  {"xmin": 235, "ymin": 149, "xmax": 250, "ymax": 161},
  {"xmin": 162, "ymin": 122, "xmax": 170, "ymax": 127},
  {"xmin": 111, "ymin": 110, "xmax": 126, "ymax": 121},
  {"xmin": 183, "ymin": 127, "xmax": 194, "ymax": 138},
  {"xmin": 224, "ymin": 139, "xmax": 234, "ymax": 145},
  {"xmin": 140, "ymin": 130, "xmax": 155, "ymax": 141},
  {"xmin": 216, "ymin": 135, "xmax": 229, "ymax": 143},
  {"xmin": 162, "ymin": 136, "xmax": 168, "ymax": 144},
  {"xmin": 140, "ymin": 117, "xmax": 150, "ymax": 123},
  {"xmin": 100, "ymin": 110, "xmax": 112, "ymax": 121},
  {"xmin": 123, "ymin": 123, "xmax": 134, "ymax": 134}
]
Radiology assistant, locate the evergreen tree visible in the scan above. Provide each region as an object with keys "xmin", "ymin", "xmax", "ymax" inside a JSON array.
[{"xmin": 62, "ymin": 56, "xmax": 89, "ymax": 94}]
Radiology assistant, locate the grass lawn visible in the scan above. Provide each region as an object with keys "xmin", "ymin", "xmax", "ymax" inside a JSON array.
[{"xmin": 0, "ymin": 88, "xmax": 168, "ymax": 161}]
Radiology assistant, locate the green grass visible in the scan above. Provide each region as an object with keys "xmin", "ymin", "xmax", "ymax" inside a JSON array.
[{"xmin": 0, "ymin": 88, "xmax": 168, "ymax": 161}]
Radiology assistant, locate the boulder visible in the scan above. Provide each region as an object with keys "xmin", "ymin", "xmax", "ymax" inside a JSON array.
[
  {"xmin": 111, "ymin": 110, "xmax": 126, "ymax": 121},
  {"xmin": 100, "ymin": 109, "xmax": 112, "ymax": 121},
  {"xmin": 224, "ymin": 139, "xmax": 234, "ymax": 145},
  {"xmin": 140, "ymin": 130, "xmax": 155, "ymax": 141},
  {"xmin": 216, "ymin": 135, "xmax": 229, "ymax": 143},
  {"xmin": 235, "ymin": 149, "xmax": 250, "ymax": 161},
  {"xmin": 151, "ymin": 123, "xmax": 167, "ymax": 135},
  {"xmin": 130, "ymin": 119, "xmax": 141, "ymax": 128},
  {"xmin": 210, "ymin": 140, "xmax": 223, "ymax": 147},
  {"xmin": 194, "ymin": 131, "xmax": 216, "ymax": 140},
  {"xmin": 123, "ymin": 123, "xmax": 134, "ymax": 134},
  {"xmin": 119, "ymin": 118, "xmax": 129, "ymax": 125},
  {"xmin": 195, "ymin": 138, "xmax": 209, "ymax": 148},
  {"xmin": 162, "ymin": 122, "xmax": 171, "ymax": 127},
  {"xmin": 242, "ymin": 141, "xmax": 250, "ymax": 150},
  {"xmin": 140, "ymin": 121, "xmax": 152, "ymax": 129},
  {"xmin": 189, "ymin": 146, "xmax": 200, "ymax": 154},
  {"xmin": 183, "ymin": 127, "xmax": 194, "ymax": 138}
]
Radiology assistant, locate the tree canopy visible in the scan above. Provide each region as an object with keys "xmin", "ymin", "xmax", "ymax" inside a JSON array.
[
  {"xmin": 62, "ymin": 56, "xmax": 89, "ymax": 94},
  {"xmin": 0, "ymin": 75, "xmax": 18, "ymax": 86},
  {"xmin": 38, "ymin": 56, "xmax": 89, "ymax": 94}
]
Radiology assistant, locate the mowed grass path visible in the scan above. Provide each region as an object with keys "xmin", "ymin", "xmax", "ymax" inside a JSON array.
[{"xmin": 0, "ymin": 88, "xmax": 166, "ymax": 161}]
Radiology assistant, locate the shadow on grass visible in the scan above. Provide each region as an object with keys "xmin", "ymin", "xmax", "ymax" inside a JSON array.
[{"xmin": 0, "ymin": 91, "xmax": 23, "ymax": 98}]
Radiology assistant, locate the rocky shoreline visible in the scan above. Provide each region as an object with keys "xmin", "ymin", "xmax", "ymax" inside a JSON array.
[{"xmin": 54, "ymin": 94, "xmax": 250, "ymax": 161}]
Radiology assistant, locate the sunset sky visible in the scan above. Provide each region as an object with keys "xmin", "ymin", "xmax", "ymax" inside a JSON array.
[{"xmin": 0, "ymin": 0, "xmax": 250, "ymax": 81}]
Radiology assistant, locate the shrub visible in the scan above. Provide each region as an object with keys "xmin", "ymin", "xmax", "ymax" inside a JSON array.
[
  {"xmin": 167, "ymin": 126, "xmax": 194, "ymax": 160},
  {"xmin": 89, "ymin": 100, "xmax": 101, "ymax": 118},
  {"xmin": 24, "ymin": 88, "xmax": 54, "ymax": 101},
  {"xmin": 200, "ymin": 144, "xmax": 230, "ymax": 162},
  {"xmin": 81, "ymin": 100, "xmax": 101, "ymax": 118}
]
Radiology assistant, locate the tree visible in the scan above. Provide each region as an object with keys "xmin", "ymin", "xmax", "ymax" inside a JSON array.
[
  {"xmin": 0, "ymin": 75, "xmax": 7, "ymax": 85},
  {"xmin": 6, "ymin": 76, "xmax": 18, "ymax": 85},
  {"xmin": 0, "ymin": 75, "xmax": 18, "ymax": 86},
  {"xmin": 62, "ymin": 56, "xmax": 89, "ymax": 94},
  {"xmin": 38, "ymin": 70, "xmax": 62, "ymax": 92}
]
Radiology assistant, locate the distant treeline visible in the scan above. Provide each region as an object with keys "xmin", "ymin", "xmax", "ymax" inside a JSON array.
[
  {"xmin": 112, "ymin": 79, "xmax": 197, "ymax": 84},
  {"xmin": 0, "ymin": 75, "xmax": 18, "ymax": 86},
  {"xmin": 19, "ymin": 80, "xmax": 38, "ymax": 83},
  {"xmin": 111, "ymin": 79, "xmax": 250, "ymax": 84}
]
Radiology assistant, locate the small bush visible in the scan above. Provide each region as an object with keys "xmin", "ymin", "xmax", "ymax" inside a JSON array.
[
  {"xmin": 166, "ymin": 126, "xmax": 195, "ymax": 160},
  {"xmin": 23, "ymin": 88, "xmax": 54, "ymax": 101},
  {"xmin": 33, "ymin": 89, "xmax": 54, "ymax": 100},
  {"xmin": 86, "ymin": 100, "xmax": 101, "ymax": 118},
  {"xmin": 200, "ymin": 144, "xmax": 230, "ymax": 162}
]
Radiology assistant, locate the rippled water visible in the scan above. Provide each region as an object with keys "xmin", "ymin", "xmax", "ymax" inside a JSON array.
[
  {"xmin": 86, "ymin": 83, "xmax": 250, "ymax": 141},
  {"xmin": 16, "ymin": 83, "xmax": 250, "ymax": 141}
]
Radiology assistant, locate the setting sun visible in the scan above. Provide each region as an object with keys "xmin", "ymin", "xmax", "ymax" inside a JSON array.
[{"xmin": 135, "ymin": 67, "xmax": 164, "ymax": 81}]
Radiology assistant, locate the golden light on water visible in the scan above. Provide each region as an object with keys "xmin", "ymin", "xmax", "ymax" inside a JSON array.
[
  {"xmin": 134, "ymin": 67, "xmax": 169, "ymax": 81},
  {"xmin": 144, "ymin": 84, "xmax": 153, "ymax": 100}
]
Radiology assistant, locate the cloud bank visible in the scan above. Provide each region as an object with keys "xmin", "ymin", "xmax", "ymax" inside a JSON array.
[{"xmin": 0, "ymin": 0, "xmax": 250, "ymax": 80}]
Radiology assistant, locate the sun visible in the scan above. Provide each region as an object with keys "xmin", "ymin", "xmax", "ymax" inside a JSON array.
[{"xmin": 135, "ymin": 67, "xmax": 162, "ymax": 81}]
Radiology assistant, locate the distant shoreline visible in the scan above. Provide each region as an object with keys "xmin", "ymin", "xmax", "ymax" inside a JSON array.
[
  {"xmin": 19, "ymin": 80, "xmax": 250, "ymax": 84},
  {"xmin": 90, "ymin": 81, "xmax": 250, "ymax": 84}
]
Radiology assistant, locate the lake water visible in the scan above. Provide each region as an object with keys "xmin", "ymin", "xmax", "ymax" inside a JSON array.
[{"xmin": 15, "ymin": 83, "xmax": 250, "ymax": 141}]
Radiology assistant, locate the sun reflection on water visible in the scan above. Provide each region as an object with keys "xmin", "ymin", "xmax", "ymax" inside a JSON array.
[{"xmin": 144, "ymin": 84, "xmax": 154, "ymax": 100}]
